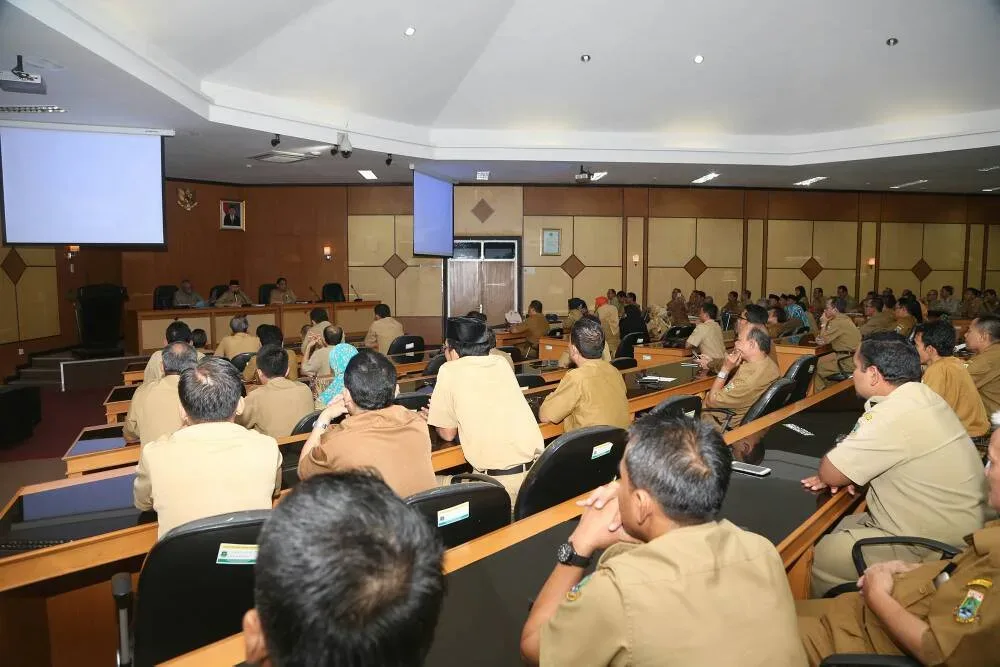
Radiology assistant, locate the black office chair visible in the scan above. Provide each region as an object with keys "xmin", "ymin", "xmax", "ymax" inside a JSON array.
[
  {"xmin": 152, "ymin": 285, "xmax": 178, "ymax": 310},
  {"xmin": 661, "ymin": 324, "xmax": 695, "ymax": 347},
  {"xmin": 321, "ymin": 282, "xmax": 346, "ymax": 302},
  {"xmin": 820, "ymin": 655, "xmax": 920, "ymax": 666},
  {"xmin": 783, "ymin": 355, "xmax": 818, "ymax": 403},
  {"xmin": 425, "ymin": 353, "xmax": 448, "ymax": 376},
  {"xmin": 513, "ymin": 425, "xmax": 629, "ymax": 520},
  {"xmin": 208, "ymin": 284, "xmax": 228, "ymax": 303},
  {"xmin": 615, "ymin": 331, "xmax": 648, "ymax": 359},
  {"xmin": 112, "ymin": 510, "xmax": 269, "ymax": 667},
  {"xmin": 229, "ymin": 352, "xmax": 255, "ymax": 371},
  {"xmin": 290, "ymin": 409, "xmax": 323, "ymax": 436},
  {"xmin": 824, "ymin": 350, "xmax": 857, "ymax": 383},
  {"xmin": 394, "ymin": 392, "xmax": 430, "ymax": 411},
  {"xmin": 406, "ymin": 478, "xmax": 511, "ymax": 548},
  {"xmin": 650, "ymin": 394, "xmax": 702, "ymax": 419},
  {"xmin": 610, "ymin": 357, "xmax": 638, "ymax": 370},
  {"xmin": 515, "ymin": 373, "xmax": 546, "ymax": 389},
  {"xmin": 387, "ymin": 335, "xmax": 425, "ymax": 363},
  {"xmin": 851, "ymin": 536, "xmax": 960, "ymax": 577},
  {"xmin": 792, "ymin": 325, "xmax": 811, "ymax": 335},
  {"xmin": 497, "ymin": 345, "xmax": 524, "ymax": 363},
  {"xmin": 703, "ymin": 378, "xmax": 796, "ymax": 431},
  {"xmin": 258, "ymin": 283, "xmax": 277, "ymax": 305}
]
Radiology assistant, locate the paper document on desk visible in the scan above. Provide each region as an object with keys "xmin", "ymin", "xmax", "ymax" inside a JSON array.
[
  {"xmin": 640, "ymin": 376, "xmax": 676, "ymax": 383},
  {"xmin": 783, "ymin": 424, "xmax": 814, "ymax": 436}
]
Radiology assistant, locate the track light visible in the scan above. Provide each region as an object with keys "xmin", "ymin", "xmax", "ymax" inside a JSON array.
[
  {"xmin": 270, "ymin": 134, "xmax": 280, "ymax": 148},
  {"xmin": 385, "ymin": 153, "xmax": 393, "ymax": 166}
]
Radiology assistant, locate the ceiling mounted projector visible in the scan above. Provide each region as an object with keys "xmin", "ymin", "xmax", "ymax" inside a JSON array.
[
  {"xmin": 575, "ymin": 165, "xmax": 593, "ymax": 183},
  {"xmin": 0, "ymin": 56, "xmax": 46, "ymax": 95}
]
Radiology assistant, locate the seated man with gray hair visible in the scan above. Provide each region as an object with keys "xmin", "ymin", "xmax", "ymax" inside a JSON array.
[
  {"xmin": 124, "ymin": 341, "xmax": 198, "ymax": 444},
  {"xmin": 702, "ymin": 326, "xmax": 780, "ymax": 429},
  {"xmin": 215, "ymin": 314, "xmax": 261, "ymax": 359}
]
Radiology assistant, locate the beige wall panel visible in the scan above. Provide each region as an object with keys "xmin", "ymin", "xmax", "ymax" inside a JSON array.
[
  {"xmin": 813, "ymin": 221, "xmax": 858, "ymax": 269},
  {"xmin": 697, "ymin": 268, "xmax": 742, "ymax": 302},
  {"xmin": 574, "ymin": 266, "xmax": 624, "ymax": 306},
  {"xmin": 922, "ymin": 270, "xmax": 964, "ymax": 295},
  {"xmin": 648, "ymin": 218, "xmax": 696, "ymax": 267},
  {"xmin": 878, "ymin": 223, "xmax": 923, "ymax": 270},
  {"xmin": 877, "ymin": 270, "xmax": 920, "ymax": 296},
  {"xmin": 573, "ymin": 217, "xmax": 622, "ymax": 267},
  {"xmin": 523, "ymin": 216, "xmax": 574, "ymax": 267},
  {"xmin": 766, "ymin": 268, "xmax": 808, "ymax": 296},
  {"xmin": 922, "ymin": 223, "xmax": 966, "ymax": 271},
  {"xmin": 745, "ymin": 220, "xmax": 764, "ymax": 299},
  {"xmin": 15, "ymin": 266, "xmax": 59, "ymax": 341},
  {"xmin": 626, "ymin": 217, "xmax": 644, "ymax": 304},
  {"xmin": 394, "ymin": 264, "xmax": 443, "ymax": 317},
  {"xmin": 393, "ymin": 215, "xmax": 417, "ymax": 264},
  {"xmin": 647, "ymin": 268, "xmax": 694, "ymax": 307},
  {"xmin": 0, "ymin": 272, "xmax": 17, "ymax": 344},
  {"xmin": 696, "ymin": 218, "xmax": 743, "ymax": 267},
  {"xmin": 967, "ymin": 225, "xmax": 985, "ymax": 288},
  {"xmin": 859, "ymin": 222, "xmax": 877, "ymax": 296},
  {"xmin": 766, "ymin": 220, "xmax": 814, "ymax": 268},
  {"xmin": 523, "ymin": 266, "xmax": 572, "ymax": 315},
  {"xmin": 988, "ymin": 226, "xmax": 1000, "ymax": 270},
  {"xmin": 987, "ymin": 271, "xmax": 1000, "ymax": 292},
  {"xmin": 814, "ymin": 270, "xmax": 858, "ymax": 302},
  {"xmin": 348, "ymin": 215, "xmax": 395, "ymax": 266},
  {"xmin": 349, "ymin": 267, "xmax": 396, "ymax": 313},
  {"xmin": 15, "ymin": 247, "xmax": 56, "ymax": 266},
  {"xmin": 454, "ymin": 186, "xmax": 523, "ymax": 236}
]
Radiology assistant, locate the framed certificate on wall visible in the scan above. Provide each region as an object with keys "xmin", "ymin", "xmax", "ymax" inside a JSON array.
[{"xmin": 541, "ymin": 228, "xmax": 561, "ymax": 256}]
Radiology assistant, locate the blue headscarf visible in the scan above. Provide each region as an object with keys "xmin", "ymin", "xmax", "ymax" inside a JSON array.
[{"xmin": 317, "ymin": 343, "xmax": 358, "ymax": 405}]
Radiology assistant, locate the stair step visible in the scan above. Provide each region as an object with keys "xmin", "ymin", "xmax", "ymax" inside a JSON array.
[
  {"xmin": 18, "ymin": 368, "xmax": 61, "ymax": 379},
  {"xmin": 33, "ymin": 357, "xmax": 68, "ymax": 369},
  {"xmin": 6, "ymin": 378, "xmax": 61, "ymax": 387}
]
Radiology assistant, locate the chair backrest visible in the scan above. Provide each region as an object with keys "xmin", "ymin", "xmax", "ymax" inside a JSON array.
[
  {"xmin": 229, "ymin": 352, "xmax": 255, "ymax": 371},
  {"xmin": 610, "ymin": 357, "xmax": 638, "ymax": 370},
  {"xmin": 387, "ymin": 335, "xmax": 425, "ymax": 362},
  {"xmin": 793, "ymin": 325, "xmax": 810, "ymax": 335},
  {"xmin": 547, "ymin": 327, "xmax": 563, "ymax": 339},
  {"xmin": 321, "ymin": 282, "xmax": 346, "ymax": 302},
  {"xmin": 740, "ymin": 378, "xmax": 796, "ymax": 426},
  {"xmin": 394, "ymin": 392, "xmax": 430, "ymax": 411},
  {"xmin": 650, "ymin": 394, "xmax": 702, "ymax": 419},
  {"xmin": 720, "ymin": 311, "xmax": 736, "ymax": 331},
  {"xmin": 514, "ymin": 425, "xmax": 629, "ymax": 520},
  {"xmin": 497, "ymin": 345, "xmax": 524, "ymax": 363},
  {"xmin": 662, "ymin": 324, "xmax": 695, "ymax": 341},
  {"xmin": 258, "ymin": 283, "xmax": 277, "ymax": 305},
  {"xmin": 783, "ymin": 355, "xmax": 819, "ymax": 403},
  {"xmin": 406, "ymin": 482, "xmax": 511, "ymax": 549},
  {"xmin": 424, "ymin": 354, "xmax": 447, "ymax": 376},
  {"xmin": 209, "ymin": 284, "xmax": 228, "ymax": 302},
  {"xmin": 290, "ymin": 409, "xmax": 323, "ymax": 436},
  {"xmin": 132, "ymin": 511, "xmax": 269, "ymax": 666},
  {"xmin": 153, "ymin": 285, "xmax": 178, "ymax": 310},
  {"xmin": 614, "ymin": 331, "xmax": 647, "ymax": 359},
  {"xmin": 515, "ymin": 373, "xmax": 546, "ymax": 389}
]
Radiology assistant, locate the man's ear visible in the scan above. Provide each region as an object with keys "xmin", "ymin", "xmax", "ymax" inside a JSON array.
[
  {"xmin": 236, "ymin": 396, "xmax": 246, "ymax": 416},
  {"xmin": 632, "ymin": 488, "xmax": 656, "ymax": 527},
  {"xmin": 243, "ymin": 609, "xmax": 270, "ymax": 665},
  {"xmin": 178, "ymin": 403, "xmax": 190, "ymax": 425}
]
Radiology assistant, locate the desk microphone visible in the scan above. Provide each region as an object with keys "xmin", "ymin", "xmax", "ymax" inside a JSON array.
[
  {"xmin": 350, "ymin": 284, "xmax": 363, "ymax": 302},
  {"xmin": 309, "ymin": 286, "xmax": 321, "ymax": 302}
]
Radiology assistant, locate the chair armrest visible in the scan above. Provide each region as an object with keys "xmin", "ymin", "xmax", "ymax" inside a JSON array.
[
  {"xmin": 701, "ymin": 408, "xmax": 736, "ymax": 431},
  {"xmin": 450, "ymin": 473, "xmax": 504, "ymax": 489},
  {"xmin": 111, "ymin": 572, "xmax": 134, "ymax": 667},
  {"xmin": 820, "ymin": 654, "xmax": 921, "ymax": 666},
  {"xmin": 852, "ymin": 537, "xmax": 961, "ymax": 576},
  {"xmin": 823, "ymin": 582, "xmax": 860, "ymax": 598}
]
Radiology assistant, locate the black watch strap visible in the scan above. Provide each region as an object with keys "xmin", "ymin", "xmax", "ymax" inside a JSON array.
[{"xmin": 557, "ymin": 542, "xmax": 592, "ymax": 568}]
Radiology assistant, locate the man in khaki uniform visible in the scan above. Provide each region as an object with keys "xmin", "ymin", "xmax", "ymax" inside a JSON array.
[
  {"xmin": 237, "ymin": 345, "xmax": 314, "ymax": 438},
  {"xmin": 801, "ymin": 337, "xmax": 988, "ymax": 596},
  {"xmin": 702, "ymin": 327, "xmax": 780, "ymax": 429},
  {"xmin": 425, "ymin": 317, "xmax": 543, "ymax": 504},
  {"xmin": 815, "ymin": 297, "xmax": 862, "ymax": 390},
  {"xmin": 215, "ymin": 315, "xmax": 261, "ymax": 359},
  {"xmin": 687, "ymin": 302, "xmax": 727, "ymax": 368},
  {"xmin": 143, "ymin": 320, "xmax": 204, "ymax": 384},
  {"xmin": 268, "ymin": 277, "xmax": 297, "ymax": 304},
  {"xmin": 964, "ymin": 315, "xmax": 1000, "ymax": 416},
  {"xmin": 298, "ymin": 349, "xmax": 436, "ymax": 498},
  {"xmin": 561, "ymin": 298, "xmax": 586, "ymax": 334},
  {"xmin": 798, "ymin": 431, "xmax": 1000, "ymax": 666},
  {"xmin": 916, "ymin": 321, "xmax": 990, "ymax": 440},
  {"xmin": 594, "ymin": 296, "xmax": 620, "ymax": 356},
  {"xmin": 939, "ymin": 285, "xmax": 961, "ymax": 315},
  {"xmin": 172, "ymin": 279, "xmax": 203, "ymax": 307},
  {"xmin": 134, "ymin": 357, "xmax": 282, "ymax": 540},
  {"xmin": 243, "ymin": 325, "xmax": 298, "ymax": 383},
  {"xmin": 539, "ymin": 317, "xmax": 629, "ymax": 431},
  {"xmin": 520, "ymin": 413, "xmax": 806, "ymax": 666},
  {"xmin": 510, "ymin": 300, "xmax": 550, "ymax": 358},
  {"xmin": 960, "ymin": 287, "xmax": 985, "ymax": 319},
  {"xmin": 721, "ymin": 290, "xmax": 742, "ymax": 318},
  {"xmin": 300, "ymin": 307, "xmax": 332, "ymax": 356},
  {"xmin": 837, "ymin": 285, "xmax": 860, "ymax": 313},
  {"xmin": 665, "ymin": 289, "xmax": 689, "ymax": 327},
  {"xmin": 364, "ymin": 304, "xmax": 404, "ymax": 355},
  {"xmin": 214, "ymin": 279, "xmax": 253, "ymax": 307},
  {"xmin": 124, "ymin": 342, "xmax": 197, "ymax": 444},
  {"xmin": 302, "ymin": 325, "xmax": 341, "ymax": 378},
  {"xmin": 859, "ymin": 297, "xmax": 896, "ymax": 337}
]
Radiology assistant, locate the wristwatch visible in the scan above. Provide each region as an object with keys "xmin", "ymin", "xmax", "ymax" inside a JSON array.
[{"xmin": 556, "ymin": 541, "xmax": 592, "ymax": 568}]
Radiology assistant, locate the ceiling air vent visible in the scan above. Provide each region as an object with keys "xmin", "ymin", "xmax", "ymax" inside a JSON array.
[{"xmin": 248, "ymin": 150, "xmax": 316, "ymax": 164}]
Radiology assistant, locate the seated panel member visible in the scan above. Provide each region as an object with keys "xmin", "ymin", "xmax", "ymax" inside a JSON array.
[
  {"xmin": 143, "ymin": 320, "xmax": 203, "ymax": 383},
  {"xmin": 298, "ymin": 349, "xmax": 436, "ymax": 497},
  {"xmin": 510, "ymin": 300, "xmax": 550, "ymax": 358},
  {"xmin": 964, "ymin": 315, "xmax": 1000, "ymax": 416},
  {"xmin": 425, "ymin": 317, "xmax": 544, "ymax": 504},
  {"xmin": 237, "ymin": 345, "xmax": 314, "ymax": 438},
  {"xmin": 520, "ymin": 414, "xmax": 806, "ymax": 666},
  {"xmin": 916, "ymin": 320, "xmax": 990, "ymax": 442},
  {"xmin": 702, "ymin": 327, "xmax": 780, "ymax": 429},
  {"xmin": 798, "ymin": 430, "xmax": 1000, "ymax": 667},
  {"xmin": 214, "ymin": 279, "xmax": 253, "ymax": 307},
  {"xmin": 172, "ymin": 279, "xmax": 203, "ymax": 308},
  {"xmin": 801, "ymin": 335, "xmax": 988, "ymax": 596},
  {"xmin": 687, "ymin": 302, "xmax": 727, "ymax": 368},
  {"xmin": 124, "ymin": 342, "xmax": 198, "ymax": 444},
  {"xmin": 215, "ymin": 314, "xmax": 261, "ymax": 359},
  {"xmin": 243, "ymin": 325, "xmax": 298, "ymax": 382},
  {"xmin": 595, "ymin": 296, "xmax": 621, "ymax": 354},
  {"xmin": 243, "ymin": 473, "xmax": 445, "ymax": 667},
  {"xmin": 268, "ymin": 277, "xmax": 297, "ymax": 304},
  {"xmin": 539, "ymin": 317, "xmax": 629, "ymax": 431},
  {"xmin": 859, "ymin": 297, "xmax": 895, "ymax": 337},
  {"xmin": 300, "ymin": 307, "xmax": 332, "ymax": 356},
  {"xmin": 365, "ymin": 304, "xmax": 404, "ymax": 355},
  {"xmin": 133, "ymin": 357, "xmax": 282, "ymax": 540},
  {"xmin": 815, "ymin": 297, "xmax": 862, "ymax": 390}
]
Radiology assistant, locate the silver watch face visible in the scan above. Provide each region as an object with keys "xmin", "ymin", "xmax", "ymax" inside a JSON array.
[{"xmin": 556, "ymin": 542, "xmax": 574, "ymax": 563}]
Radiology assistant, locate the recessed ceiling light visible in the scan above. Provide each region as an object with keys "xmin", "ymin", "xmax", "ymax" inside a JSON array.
[
  {"xmin": 358, "ymin": 170, "xmax": 378, "ymax": 180},
  {"xmin": 0, "ymin": 105, "xmax": 65, "ymax": 113},
  {"xmin": 983, "ymin": 186, "xmax": 1000, "ymax": 193},
  {"xmin": 691, "ymin": 172, "xmax": 720, "ymax": 184},
  {"xmin": 245, "ymin": 164, "xmax": 252, "ymax": 168},
  {"xmin": 978, "ymin": 165, "xmax": 1000, "ymax": 172},
  {"xmin": 693, "ymin": 54, "xmax": 704, "ymax": 64},
  {"xmin": 590, "ymin": 171, "xmax": 608, "ymax": 182},
  {"xmin": 886, "ymin": 37, "xmax": 899, "ymax": 46},
  {"xmin": 889, "ymin": 179, "xmax": 928, "ymax": 189},
  {"xmin": 404, "ymin": 26, "xmax": 416, "ymax": 36},
  {"xmin": 476, "ymin": 171, "xmax": 490, "ymax": 181},
  {"xmin": 580, "ymin": 54, "xmax": 591, "ymax": 63},
  {"xmin": 793, "ymin": 176, "xmax": 827, "ymax": 186}
]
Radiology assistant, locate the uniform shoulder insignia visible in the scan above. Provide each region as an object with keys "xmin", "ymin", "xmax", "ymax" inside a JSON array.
[
  {"xmin": 565, "ymin": 575, "xmax": 592, "ymax": 602},
  {"xmin": 954, "ymin": 579, "xmax": 992, "ymax": 623},
  {"xmin": 864, "ymin": 413, "xmax": 874, "ymax": 422}
]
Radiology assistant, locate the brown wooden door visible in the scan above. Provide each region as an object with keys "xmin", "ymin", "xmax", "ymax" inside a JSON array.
[{"xmin": 446, "ymin": 240, "xmax": 519, "ymax": 325}]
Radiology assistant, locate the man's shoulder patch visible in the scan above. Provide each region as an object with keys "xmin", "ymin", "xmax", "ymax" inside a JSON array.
[{"xmin": 565, "ymin": 574, "xmax": 592, "ymax": 602}]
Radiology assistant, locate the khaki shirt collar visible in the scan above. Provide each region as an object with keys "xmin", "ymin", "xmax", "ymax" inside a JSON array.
[
  {"xmin": 344, "ymin": 405, "xmax": 416, "ymax": 429},
  {"xmin": 970, "ymin": 520, "xmax": 1000, "ymax": 555}
]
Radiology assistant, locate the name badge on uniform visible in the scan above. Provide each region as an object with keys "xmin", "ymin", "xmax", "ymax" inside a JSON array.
[{"xmin": 955, "ymin": 578, "xmax": 992, "ymax": 623}]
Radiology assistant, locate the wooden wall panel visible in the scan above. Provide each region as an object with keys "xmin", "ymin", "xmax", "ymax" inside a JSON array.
[
  {"xmin": 347, "ymin": 185, "xmax": 413, "ymax": 215},
  {"xmin": 882, "ymin": 194, "xmax": 966, "ymax": 223},
  {"xmin": 623, "ymin": 188, "xmax": 649, "ymax": 218},
  {"xmin": 767, "ymin": 191, "xmax": 858, "ymax": 222},
  {"xmin": 649, "ymin": 188, "xmax": 744, "ymax": 219},
  {"xmin": 522, "ymin": 187, "xmax": 623, "ymax": 217}
]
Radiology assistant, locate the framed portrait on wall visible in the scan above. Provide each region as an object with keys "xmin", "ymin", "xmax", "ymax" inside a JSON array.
[
  {"xmin": 219, "ymin": 200, "xmax": 245, "ymax": 230},
  {"xmin": 541, "ymin": 228, "xmax": 561, "ymax": 256}
]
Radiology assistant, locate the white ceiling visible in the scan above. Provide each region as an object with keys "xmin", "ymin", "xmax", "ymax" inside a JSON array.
[{"xmin": 1, "ymin": 0, "xmax": 999, "ymax": 192}]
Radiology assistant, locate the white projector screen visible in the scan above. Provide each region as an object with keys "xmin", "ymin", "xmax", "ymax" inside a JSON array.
[{"xmin": 0, "ymin": 126, "xmax": 165, "ymax": 245}]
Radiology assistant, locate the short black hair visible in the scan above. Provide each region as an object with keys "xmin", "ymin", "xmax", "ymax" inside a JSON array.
[
  {"xmin": 745, "ymin": 326, "xmax": 772, "ymax": 354},
  {"xmin": 728, "ymin": 291, "xmax": 738, "ymax": 299},
  {"xmin": 344, "ymin": 349, "xmax": 397, "ymax": 410},
  {"xmin": 529, "ymin": 300, "xmax": 543, "ymax": 313},
  {"xmin": 897, "ymin": 297, "xmax": 922, "ymax": 323},
  {"xmin": 966, "ymin": 286, "xmax": 981, "ymax": 296},
  {"xmin": 701, "ymin": 302, "xmax": 718, "ymax": 320},
  {"xmin": 324, "ymin": 325, "xmax": 344, "ymax": 346},
  {"xmin": 837, "ymin": 285, "xmax": 848, "ymax": 293},
  {"xmin": 974, "ymin": 315, "xmax": 1000, "ymax": 342},
  {"xmin": 744, "ymin": 304, "xmax": 768, "ymax": 325},
  {"xmin": 165, "ymin": 321, "xmax": 193, "ymax": 344},
  {"xmin": 827, "ymin": 297, "xmax": 846, "ymax": 313},
  {"xmin": 627, "ymin": 292, "xmax": 637, "ymax": 301},
  {"xmin": 276, "ymin": 277, "xmax": 286, "ymax": 284},
  {"xmin": 768, "ymin": 306, "xmax": 787, "ymax": 323},
  {"xmin": 179, "ymin": 357, "xmax": 244, "ymax": 423},
  {"xmin": 374, "ymin": 304, "xmax": 391, "ymax": 318},
  {"xmin": 883, "ymin": 294, "xmax": 897, "ymax": 309},
  {"xmin": 868, "ymin": 296, "xmax": 884, "ymax": 312},
  {"xmin": 465, "ymin": 311, "xmax": 487, "ymax": 321},
  {"xmin": 230, "ymin": 315, "xmax": 249, "ymax": 334},
  {"xmin": 624, "ymin": 414, "xmax": 732, "ymax": 524},
  {"xmin": 571, "ymin": 317, "xmax": 605, "ymax": 360},
  {"xmin": 229, "ymin": 279, "xmax": 240, "ymax": 286},
  {"xmin": 255, "ymin": 473, "xmax": 445, "ymax": 667},
  {"xmin": 446, "ymin": 336, "xmax": 490, "ymax": 357},
  {"xmin": 795, "ymin": 286, "xmax": 806, "ymax": 297},
  {"xmin": 617, "ymin": 291, "xmax": 626, "ymax": 298},
  {"xmin": 162, "ymin": 342, "xmax": 198, "ymax": 375},
  {"xmin": 568, "ymin": 298, "xmax": 585, "ymax": 311},
  {"xmin": 258, "ymin": 324, "xmax": 284, "ymax": 347},
  {"xmin": 942, "ymin": 285, "xmax": 955, "ymax": 296},
  {"xmin": 310, "ymin": 307, "xmax": 329, "ymax": 324},
  {"xmin": 857, "ymin": 334, "xmax": 921, "ymax": 386},
  {"xmin": 257, "ymin": 344, "xmax": 289, "ymax": 379},
  {"xmin": 915, "ymin": 320, "xmax": 955, "ymax": 357},
  {"xmin": 191, "ymin": 328, "xmax": 207, "ymax": 349}
]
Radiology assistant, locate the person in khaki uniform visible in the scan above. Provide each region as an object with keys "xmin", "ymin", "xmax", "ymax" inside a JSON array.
[
  {"xmin": 364, "ymin": 304, "xmax": 404, "ymax": 355},
  {"xmin": 300, "ymin": 307, "xmax": 332, "ymax": 356},
  {"xmin": 916, "ymin": 321, "xmax": 990, "ymax": 440},
  {"xmin": 939, "ymin": 285, "xmax": 961, "ymax": 315},
  {"xmin": 798, "ymin": 431, "xmax": 1000, "ymax": 666},
  {"xmin": 298, "ymin": 349, "xmax": 436, "ymax": 498},
  {"xmin": 124, "ymin": 342, "xmax": 198, "ymax": 444},
  {"xmin": 424, "ymin": 317, "xmax": 543, "ymax": 504},
  {"xmin": 243, "ymin": 325, "xmax": 298, "ymax": 383},
  {"xmin": 837, "ymin": 285, "xmax": 860, "ymax": 313},
  {"xmin": 721, "ymin": 290, "xmax": 742, "ymax": 318},
  {"xmin": 556, "ymin": 315, "xmax": 611, "ymax": 368},
  {"xmin": 815, "ymin": 297, "xmax": 862, "ymax": 390},
  {"xmin": 702, "ymin": 327, "xmax": 780, "ymax": 429},
  {"xmin": 134, "ymin": 357, "xmax": 282, "ymax": 540},
  {"xmin": 214, "ymin": 279, "xmax": 253, "ymax": 307},
  {"xmin": 594, "ymin": 296, "xmax": 621, "ymax": 356},
  {"xmin": 215, "ymin": 315, "xmax": 262, "ymax": 359},
  {"xmin": 960, "ymin": 287, "xmax": 985, "ymax": 319},
  {"xmin": 539, "ymin": 317, "xmax": 629, "ymax": 432},
  {"xmin": 510, "ymin": 300, "xmax": 550, "ymax": 358},
  {"xmin": 964, "ymin": 315, "xmax": 1000, "ymax": 417},
  {"xmin": 142, "ymin": 321, "xmax": 204, "ymax": 384},
  {"xmin": 687, "ymin": 302, "xmax": 727, "ymax": 367},
  {"xmin": 810, "ymin": 287, "xmax": 826, "ymax": 314},
  {"xmin": 172, "ymin": 279, "xmax": 203, "ymax": 307},
  {"xmin": 267, "ymin": 277, "xmax": 297, "ymax": 304},
  {"xmin": 562, "ymin": 298, "xmax": 586, "ymax": 334},
  {"xmin": 801, "ymin": 337, "xmax": 988, "ymax": 597},
  {"xmin": 237, "ymin": 345, "xmax": 314, "ymax": 438},
  {"xmin": 302, "ymin": 325, "xmax": 342, "ymax": 378},
  {"xmin": 520, "ymin": 413, "xmax": 806, "ymax": 666},
  {"xmin": 859, "ymin": 297, "xmax": 896, "ymax": 337}
]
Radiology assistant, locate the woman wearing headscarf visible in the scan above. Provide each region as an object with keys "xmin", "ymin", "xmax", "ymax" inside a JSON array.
[{"xmin": 317, "ymin": 340, "xmax": 359, "ymax": 406}]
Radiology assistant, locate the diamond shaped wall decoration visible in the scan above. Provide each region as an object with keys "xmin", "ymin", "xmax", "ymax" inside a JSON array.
[
  {"xmin": 684, "ymin": 255, "xmax": 707, "ymax": 280},
  {"xmin": 471, "ymin": 198, "xmax": 495, "ymax": 224},
  {"xmin": 800, "ymin": 257, "xmax": 824, "ymax": 281},
  {"xmin": 1, "ymin": 248, "xmax": 26, "ymax": 285},
  {"xmin": 382, "ymin": 253, "xmax": 408, "ymax": 279},
  {"xmin": 911, "ymin": 259, "xmax": 933, "ymax": 282},
  {"xmin": 560, "ymin": 254, "xmax": 585, "ymax": 279}
]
